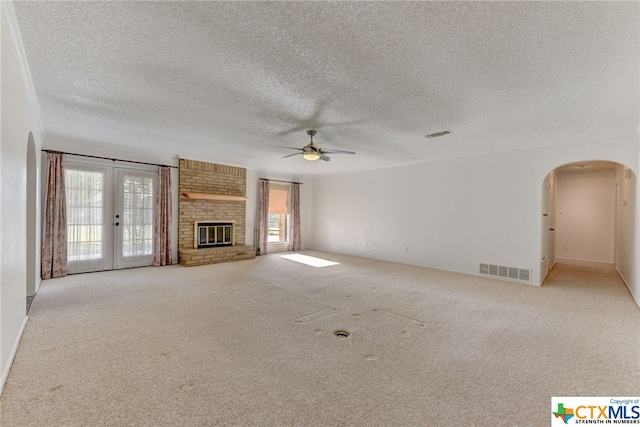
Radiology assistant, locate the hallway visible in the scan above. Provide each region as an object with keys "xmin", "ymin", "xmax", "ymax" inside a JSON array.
[{"xmin": 543, "ymin": 260, "xmax": 636, "ymax": 309}]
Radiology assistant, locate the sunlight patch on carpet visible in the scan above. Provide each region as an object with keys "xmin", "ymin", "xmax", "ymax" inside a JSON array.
[{"xmin": 280, "ymin": 254, "xmax": 339, "ymax": 268}]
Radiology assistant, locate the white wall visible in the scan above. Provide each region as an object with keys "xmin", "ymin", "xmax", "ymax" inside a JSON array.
[
  {"xmin": 1, "ymin": 2, "xmax": 44, "ymax": 393},
  {"xmin": 555, "ymin": 170, "xmax": 616, "ymax": 263},
  {"xmin": 310, "ymin": 149, "xmax": 542, "ymax": 282},
  {"xmin": 308, "ymin": 130, "xmax": 639, "ymax": 290}
]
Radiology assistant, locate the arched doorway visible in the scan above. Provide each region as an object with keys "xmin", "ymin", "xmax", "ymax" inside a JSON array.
[{"xmin": 541, "ymin": 160, "xmax": 636, "ymax": 285}]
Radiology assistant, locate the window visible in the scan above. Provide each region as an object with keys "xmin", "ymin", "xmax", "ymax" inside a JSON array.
[
  {"xmin": 121, "ymin": 171, "xmax": 154, "ymax": 257},
  {"xmin": 65, "ymin": 167, "xmax": 106, "ymax": 262},
  {"xmin": 268, "ymin": 184, "xmax": 289, "ymax": 243}
]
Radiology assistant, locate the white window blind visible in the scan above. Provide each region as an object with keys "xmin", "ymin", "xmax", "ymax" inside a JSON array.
[{"xmin": 268, "ymin": 183, "xmax": 289, "ymax": 243}]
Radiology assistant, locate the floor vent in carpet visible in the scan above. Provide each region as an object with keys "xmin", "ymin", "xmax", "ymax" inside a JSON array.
[
  {"xmin": 334, "ymin": 330, "xmax": 350, "ymax": 338},
  {"xmin": 479, "ymin": 263, "xmax": 530, "ymax": 282}
]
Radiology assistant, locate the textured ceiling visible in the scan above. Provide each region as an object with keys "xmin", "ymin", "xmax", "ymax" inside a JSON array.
[{"xmin": 13, "ymin": 1, "xmax": 639, "ymax": 176}]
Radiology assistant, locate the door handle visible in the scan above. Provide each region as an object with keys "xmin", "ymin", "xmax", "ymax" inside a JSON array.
[
  {"xmin": 115, "ymin": 222, "xmax": 120, "ymax": 226},
  {"xmin": 549, "ymin": 228, "xmax": 555, "ymax": 231}
]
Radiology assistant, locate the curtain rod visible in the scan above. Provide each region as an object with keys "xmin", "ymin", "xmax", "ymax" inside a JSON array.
[
  {"xmin": 259, "ymin": 178, "xmax": 303, "ymax": 185},
  {"xmin": 42, "ymin": 149, "xmax": 178, "ymax": 169}
]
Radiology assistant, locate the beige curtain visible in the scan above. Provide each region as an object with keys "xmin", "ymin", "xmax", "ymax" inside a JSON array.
[
  {"xmin": 257, "ymin": 180, "xmax": 270, "ymax": 255},
  {"xmin": 288, "ymin": 183, "xmax": 301, "ymax": 251},
  {"xmin": 153, "ymin": 166, "xmax": 172, "ymax": 266},
  {"xmin": 41, "ymin": 152, "xmax": 67, "ymax": 279}
]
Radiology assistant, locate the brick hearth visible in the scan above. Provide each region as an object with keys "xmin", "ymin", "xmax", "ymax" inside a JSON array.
[{"xmin": 179, "ymin": 246, "xmax": 256, "ymax": 267}]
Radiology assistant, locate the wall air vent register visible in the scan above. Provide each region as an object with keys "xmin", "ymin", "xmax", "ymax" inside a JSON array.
[{"xmin": 479, "ymin": 263, "xmax": 530, "ymax": 282}]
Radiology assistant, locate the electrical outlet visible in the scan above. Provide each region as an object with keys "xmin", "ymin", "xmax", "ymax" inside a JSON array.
[
  {"xmin": 373, "ymin": 243, "xmax": 377, "ymax": 250},
  {"xmin": 404, "ymin": 246, "xmax": 409, "ymax": 253},
  {"xmin": 564, "ymin": 245, "xmax": 568, "ymax": 250}
]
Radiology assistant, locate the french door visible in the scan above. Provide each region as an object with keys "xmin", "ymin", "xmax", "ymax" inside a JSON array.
[{"xmin": 65, "ymin": 163, "xmax": 157, "ymax": 274}]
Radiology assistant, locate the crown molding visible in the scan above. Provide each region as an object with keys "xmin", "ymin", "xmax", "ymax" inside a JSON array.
[{"xmin": 1, "ymin": 1, "xmax": 45, "ymax": 136}]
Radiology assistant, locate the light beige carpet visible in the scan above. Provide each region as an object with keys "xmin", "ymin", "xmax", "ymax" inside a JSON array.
[{"xmin": 1, "ymin": 251, "xmax": 638, "ymax": 426}]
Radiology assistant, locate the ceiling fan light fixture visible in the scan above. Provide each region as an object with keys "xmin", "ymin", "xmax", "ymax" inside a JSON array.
[
  {"xmin": 275, "ymin": 129, "xmax": 354, "ymax": 162},
  {"xmin": 302, "ymin": 143, "xmax": 320, "ymax": 161}
]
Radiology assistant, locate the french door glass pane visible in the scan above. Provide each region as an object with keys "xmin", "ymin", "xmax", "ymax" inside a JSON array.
[
  {"xmin": 66, "ymin": 168, "xmax": 104, "ymax": 261},
  {"xmin": 122, "ymin": 172, "xmax": 154, "ymax": 257}
]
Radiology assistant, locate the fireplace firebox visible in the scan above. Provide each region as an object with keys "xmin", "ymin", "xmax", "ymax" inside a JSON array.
[{"xmin": 194, "ymin": 221, "xmax": 235, "ymax": 248}]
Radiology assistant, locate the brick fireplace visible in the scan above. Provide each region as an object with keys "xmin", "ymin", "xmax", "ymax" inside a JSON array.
[{"xmin": 178, "ymin": 159, "xmax": 255, "ymax": 267}]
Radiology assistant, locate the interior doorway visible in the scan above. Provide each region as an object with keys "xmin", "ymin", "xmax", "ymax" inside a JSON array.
[{"xmin": 541, "ymin": 160, "xmax": 636, "ymax": 286}]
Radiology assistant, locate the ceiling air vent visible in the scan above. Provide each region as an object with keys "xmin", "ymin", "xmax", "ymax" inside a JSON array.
[{"xmin": 425, "ymin": 130, "xmax": 452, "ymax": 138}]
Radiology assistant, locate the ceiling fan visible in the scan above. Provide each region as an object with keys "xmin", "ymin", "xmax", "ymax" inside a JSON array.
[{"xmin": 273, "ymin": 130, "xmax": 356, "ymax": 161}]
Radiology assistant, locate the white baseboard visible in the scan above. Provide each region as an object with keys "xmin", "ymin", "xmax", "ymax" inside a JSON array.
[
  {"xmin": 0, "ymin": 316, "xmax": 29, "ymax": 396},
  {"xmin": 555, "ymin": 257, "xmax": 614, "ymax": 266}
]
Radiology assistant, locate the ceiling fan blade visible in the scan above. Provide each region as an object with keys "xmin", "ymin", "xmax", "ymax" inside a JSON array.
[
  {"xmin": 275, "ymin": 100, "xmax": 328, "ymax": 136},
  {"xmin": 273, "ymin": 129, "xmax": 353, "ymax": 162},
  {"xmin": 320, "ymin": 149, "xmax": 356, "ymax": 155},
  {"xmin": 275, "ymin": 124, "xmax": 308, "ymax": 136},
  {"xmin": 282, "ymin": 152, "xmax": 303, "ymax": 158},
  {"xmin": 270, "ymin": 146, "xmax": 303, "ymax": 151}
]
